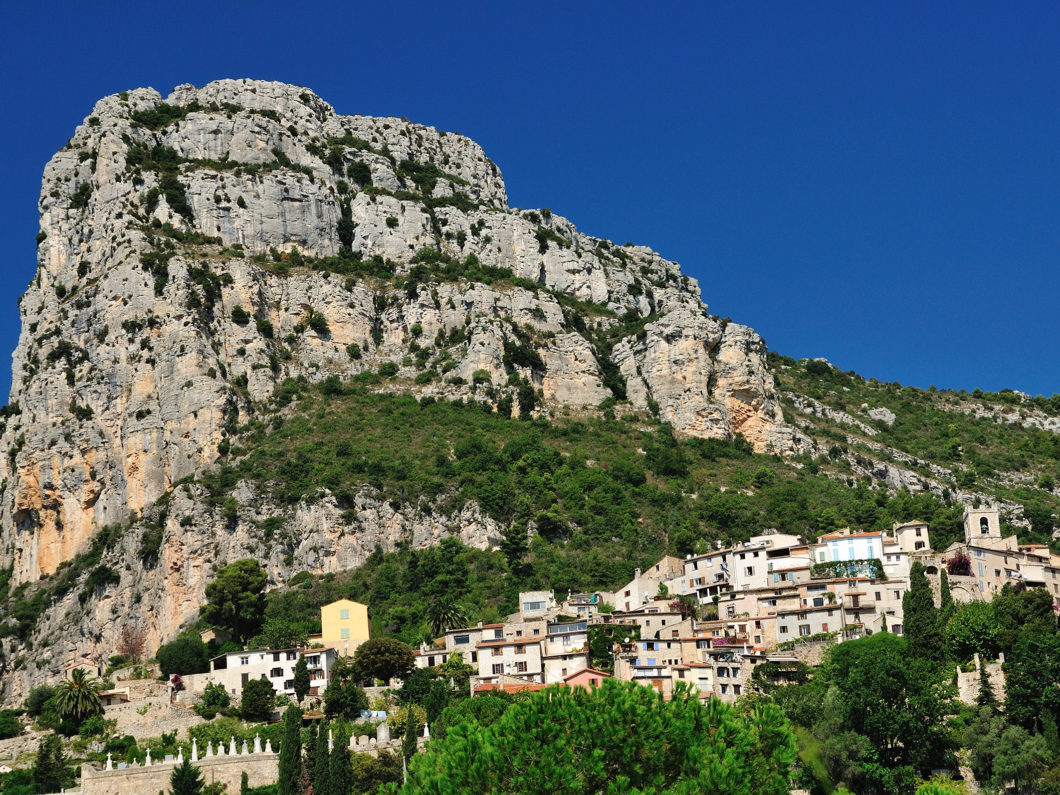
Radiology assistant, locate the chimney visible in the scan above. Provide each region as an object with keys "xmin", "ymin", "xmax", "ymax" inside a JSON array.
[{"xmin": 635, "ymin": 568, "xmax": 642, "ymax": 579}]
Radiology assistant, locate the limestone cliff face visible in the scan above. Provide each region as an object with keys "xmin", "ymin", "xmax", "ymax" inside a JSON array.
[{"xmin": 0, "ymin": 80, "xmax": 790, "ymax": 698}]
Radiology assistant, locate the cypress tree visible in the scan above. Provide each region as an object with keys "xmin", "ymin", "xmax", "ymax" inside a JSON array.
[
  {"xmin": 313, "ymin": 719, "xmax": 331, "ymax": 795},
  {"xmin": 402, "ymin": 708, "xmax": 418, "ymax": 762},
  {"xmin": 902, "ymin": 561, "xmax": 943, "ymax": 661},
  {"xmin": 293, "ymin": 654, "xmax": 311, "ymax": 703},
  {"xmin": 240, "ymin": 771, "xmax": 249, "ymax": 795},
  {"xmin": 328, "ymin": 723, "xmax": 352, "ymax": 795},
  {"xmin": 277, "ymin": 705, "xmax": 303, "ymax": 793}
]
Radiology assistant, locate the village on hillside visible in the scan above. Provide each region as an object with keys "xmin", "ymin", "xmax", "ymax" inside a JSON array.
[{"xmin": 7, "ymin": 503, "xmax": 1048, "ymax": 793}]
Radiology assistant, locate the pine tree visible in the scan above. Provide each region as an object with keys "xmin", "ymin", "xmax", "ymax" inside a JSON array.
[
  {"xmin": 313, "ymin": 719, "xmax": 331, "ymax": 795},
  {"xmin": 328, "ymin": 723, "xmax": 352, "ymax": 795},
  {"xmin": 170, "ymin": 757, "xmax": 205, "ymax": 794},
  {"xmin": 278, "ymin": 705, "xmax": 303, "ymax": 793},
  {"xmin": 293, "ymin": 654, "xmax": 311, "ymax": 703},
  {"xmin": 902, "ymin": 561, "xmax": 943, "ymax": 661}
]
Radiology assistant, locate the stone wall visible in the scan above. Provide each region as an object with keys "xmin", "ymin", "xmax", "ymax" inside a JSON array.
[{"xmin": 80, "ymin": 752, "xmax": 277, "ymax": 795}]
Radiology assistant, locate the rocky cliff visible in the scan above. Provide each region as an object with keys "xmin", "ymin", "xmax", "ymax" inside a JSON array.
[{"xmin": 0, "ymin": 80, "xmax": 791, "ymax": 699}]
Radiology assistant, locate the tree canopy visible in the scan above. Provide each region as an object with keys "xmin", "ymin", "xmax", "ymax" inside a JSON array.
[
  {"xmin": 353, "ymin": 637, "xmax": 415, "ymax": 684},
  {"xmin": 390, "ymin": 679, "xmax": 796, "ymax": 794}
]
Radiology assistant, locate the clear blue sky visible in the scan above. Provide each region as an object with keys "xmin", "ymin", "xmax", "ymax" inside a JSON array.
[{"xmin": 3, "ymin": 2, "xmax": 1058, "ymax": 399}]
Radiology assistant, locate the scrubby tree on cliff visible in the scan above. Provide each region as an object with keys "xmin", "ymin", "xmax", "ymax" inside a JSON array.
[
  {"xmin": 394, "ymin": 679, "xmax": 795, "ymax": 794},
  {"xmin": 200, "ymin": 558, "xmax": 268, "ymax": 644}
]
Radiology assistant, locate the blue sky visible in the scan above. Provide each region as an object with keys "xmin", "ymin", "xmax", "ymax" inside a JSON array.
[{"xmin": 2, "ymin": 2, "xmax": 1058, "ymax": 398}]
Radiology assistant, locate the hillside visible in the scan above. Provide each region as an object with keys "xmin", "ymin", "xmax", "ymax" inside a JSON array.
[{"xmin": 0, "ymin": 79, "xmax": 1057, "ymax": 703}]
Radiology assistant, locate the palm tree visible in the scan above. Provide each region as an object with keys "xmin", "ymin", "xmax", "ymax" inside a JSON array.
[
  {"xmin": 52, "ymin": 667, "xmax": 103, "ymax": 723},
  {"xmin": 426, "ymin": 597, "xmax": 467, "ymax": 638}
]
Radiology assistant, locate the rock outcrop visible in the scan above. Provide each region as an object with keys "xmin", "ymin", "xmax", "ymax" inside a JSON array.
[{"xmin": 0, "ymin": 80, "xmax": 792, "ymax": 700}]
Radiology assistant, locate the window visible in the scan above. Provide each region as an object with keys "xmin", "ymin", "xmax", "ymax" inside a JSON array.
[
  {"xmin": 624, "ymin": 589, "xmax": 631, "ymax": 597},
  {"xmin": 875, "ymin": 591, "xmax": 881, "ymax": 600},
  {"xmin": 340, "ymin": 628, "xmax": 350, "ymax": 639},
  {"xmin": 340, "ymin": 608, "xmax": 350, "ymax": 620},
  {"xmin": 272, "ymin": 653, "xmax": 281, "ymax": 662},
  {"xmin": 270, "ymin": 668, "xmax": 283, "ymax": 677},
  {"xmin": 492, "ymin": 647, "xmax": 502, "ymax": 656},
  {"xmin": 515, "ymin": 645, "xmax": 525, "ymax": 655},
  {"xmin": 733, "ymin": 685, "xmax": 741, "ymax": 695},
  {"xmin": 980, "ymin": 517, "xmax": 990, "ymax": 534},
  {"xmin": 241, "ymin": 673, "xmax": 249, "ymax": 686},
  {"xmin": 533, "ymin": 629, "xmax": 540, "ymax": 636},
  {"xmin": 799, "ymin": 625, "xmax": 811, "ymax": 636},
  {"xmin": 493, "ymin": 629, "xmax": 504, "ymax": 639},
  {"xmin": 454, "ymin": 634, "xmax": 470, "ymax": 645},
  {"xmin": 515, "ymin": 661, "xmax": 528, "ymax": 673},
  {"xmin": 240, "ymin": 657, "xmax": 249, "ymax": 666},
  {"xmin": 779, "ymin": 626, "xmax": 788, "ymax": 634},
  {"xmin": 492, "ymin": 664, "xmax": 503, "ymax": 675},
  {"xmin": 522, "ymin": 601, "xmax": 546, "ymax": 612},
  {"xmin": 821, "ymin": 623, "xmax": 828, "ymax": 632},
  {"xmin": 720, "ymin": 684, "xmax": 728, "ymax": 694},
  {"xmin": 284, "ymin": 680, "xmax": 294, "ymax": 690},
  {"xmin": 286, "ymin": 652, "xmax": 297, "ymax": 661},
  {"xmin": 515, "ymin": 630, "xmax": 522, "ymax": 637}
]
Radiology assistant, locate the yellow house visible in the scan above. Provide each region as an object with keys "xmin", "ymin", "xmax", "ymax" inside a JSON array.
[{"xmin": 312, "ymin": 599, "xmax": 370, "ymax": 656}]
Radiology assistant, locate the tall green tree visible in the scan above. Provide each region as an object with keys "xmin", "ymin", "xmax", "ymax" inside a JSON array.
[
  {"xmin": 200, "ymin": 558, "xmax": 268, "ymax": 644},
  {"xmin": 52, "ymin": 668, "xmax": 103, "ymax": 724},
  {"xmin": 397, "ymin": 679, "xmax": 795, "ymax": 794},
  {"xmin": 292, "ymin": 654, "xmax": 311, "ymax": 703},
  {"xmin": 277, "ymin": 705, "xmax": 303, "ymax": 793},
  {"xmin": 170, "ymin": 757, "xmax": 205, "ymax": 794},
  {"xmin": 903, "ymin": 561, "xmax": 943, "ymax": 661}
]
